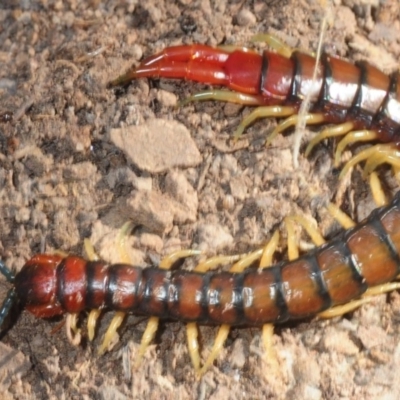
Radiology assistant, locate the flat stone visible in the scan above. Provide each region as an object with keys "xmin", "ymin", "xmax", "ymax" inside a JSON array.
[{"xmin": 110, "ymin": 119, "xmax": 202, "ymax": 173}]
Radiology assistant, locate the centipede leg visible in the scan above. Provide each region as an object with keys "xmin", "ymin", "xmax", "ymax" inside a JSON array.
[
  {"xmin": 233, "ymin": 106, "xmax": 298, "ymax": 139},
  {"xmin": 304, "ymin": 121, "xmax": 355, "ymax": 157},
  {"xmin": 339, "ymin": 144, "xmax": 400, "ymax": 179},
  {"xmin": 265, "ymin": 113, "xmax": 325, "ymax": 146},
  {"xmin": 0, "ymin": 289, "xmax": 16, "ymax": 329},
  {"xmin": 334, "ymin": 130, "xmax": 378, "ymax": 166},
  {"xmin": 369, "ymin": 171, "xmax": 388, "ymax": 207},
  {"xmin": 250, "ymin": 33, "xmax": 294, "ymax": 58},
  {"xmin": 65, "ymin": 313, "xmax": 82, "ymax": 346},
  {"xmin": 180, "ymin": 90, "xmax": 268, "ymax": 107}
]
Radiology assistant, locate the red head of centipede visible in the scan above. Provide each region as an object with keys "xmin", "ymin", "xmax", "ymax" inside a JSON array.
[{"xmin": 14, "ymin": 254, "xmax": 64, "ymax": 318}]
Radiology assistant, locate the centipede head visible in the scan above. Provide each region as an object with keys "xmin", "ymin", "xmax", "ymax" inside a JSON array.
[{"xmin": 13, "ymin": 254, "xmax": 65, "ymax": 318}]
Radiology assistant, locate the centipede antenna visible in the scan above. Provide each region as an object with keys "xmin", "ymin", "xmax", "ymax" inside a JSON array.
[
  {"xmin": 0, "ymin": 260, "xmax": 15, "ymax": 283},
  {"xmin": 0, "ymin": 260, "xmax": 16, "ymax": 330},
  {"xmin": 0, "ymin": 289, "xmax": 16, "ymax": 329}
]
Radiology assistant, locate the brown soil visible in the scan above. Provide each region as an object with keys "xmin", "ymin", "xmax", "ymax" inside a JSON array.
[{"xmin": 1, "ymin": 0, "xmax": 400, "ymax": 399}]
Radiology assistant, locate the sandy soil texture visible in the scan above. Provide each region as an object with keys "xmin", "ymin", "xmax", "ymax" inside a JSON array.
[{"xmin": 1, "ymin": 0, "xmax": 400, "ymax": 399}]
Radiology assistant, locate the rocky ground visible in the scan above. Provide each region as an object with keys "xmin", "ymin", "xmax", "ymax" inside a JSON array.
[{"xmin": 0, "ymin": 0, "xmax": 400, "ymax": 399}]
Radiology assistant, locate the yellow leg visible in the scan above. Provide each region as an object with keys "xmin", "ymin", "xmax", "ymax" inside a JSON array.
[
  {"xmin": 250, "ymin": 33, "xmax": 294, "ymax": 58},
  {"xmin": 319, "ymin": 282, "xmax": 400, "ymax": 318},
  {"xmin": 326, "ymin": 203, "xmax": 355, "ymax": 229},
  {"xmin": 65, "ymin": 313, "xmax": 82, "ymax": 346},
  {"xmin": 87, "ymin": 309, "xmax": 101, "ymax": 341},
  {"xmin": 285, "ymin": 215, "xmax": 325, "ymax": 247},
  {"xmin": 98, "ymin": 311, "xmax": 126, "ymax": 355},
  {"xmin": 369, "ymin": 171, "xmax": 387, "ymax": 207},
  {"xmin": 334, "ymin": 130, "xmax": 378, "ymax": 166},
  {"xmin": 363, "ymin": 146, "xmax": 400, "ymax": 175},
  {"xmin": 116, "ymin": 221, "xmax": 135, "ymax": 263},
  {"xmin": 261, "ymin": 323, "xmax": 278, "ymax": 370},
  {"xmin": 304, "ymin": 121, "xmax": 355, "ymax": 157},
  {"xmin": 339, "ymin": 144, "xmax": 400, "ymax": 179},
  {"xmin": 198, "ymin": 324, "xmax": 231, "ymax": 376},
  {"xmin": 84, "ymin": 238, "xmax": 100, "ymax": 261},
  {"xmin": 233, "ymin": 105, "xmax": 297, "ymax": 140},
  {"xmin": 193, "ymin": 254, "xmax": 243, "ymax": 274},
  {"xmin": 180, "ymin": 90, "xmax": 266, "ymax": 107},
  {"xmin": 250, "ymin": 33, "xmax": 315, "ymax": 58},
  {"xmin": 266, "ymin": 113, "xmax": 325, "ymax": 146}
]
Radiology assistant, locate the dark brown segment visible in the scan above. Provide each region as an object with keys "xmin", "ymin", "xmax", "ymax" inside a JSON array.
[
  {"xmin": 317, "ymin": 241, "xmax": 366, "ymax": 304},
  {"xmin": 86, "ymin": 261, "xmax": 109, "ymax": 309},
  {"xmin": 207, "ymin": 272, "xmax": 239, "ymax": 324},
  {"xmin": 319, "ymin": 54, "xmax": 360, "ymax": 122},
  {"xmin": 138, "ymin": 268, "xmax": 168, "ymax": 316},
  {"xmin": 374, "ymin": 72, "xmax": 400, "ymax": 142},
  {"xmin": 106, "ymin": 264, "xmax": 142, "ymax": 311},
  {"xmin": 347, "ymin": 222, "xmax": 399, "ymax": 286},
  {"xmin": 168, "ymin": 271, "xmax": 205, "ymax": 321},
  {"xmin": 348, "ymin": 62, "xmax": 390, "ymax": 127},
  {"xmin": 242, "ymin": 268, "xmax": 283, "ymax": 323},
  {"xmin": 57, "ymin": 256, "xmax": 87, "ymax": 313},
  {"xmin": 260, "ymin": 51, "xmax": 295, "ymax": 104},
  {"xmin": 290, "ymin": 51, "xmax": 323, "ymax": 103},
  {"xmin": 281, "ymin": 258, "xmax": 327, "ymax": 317}
]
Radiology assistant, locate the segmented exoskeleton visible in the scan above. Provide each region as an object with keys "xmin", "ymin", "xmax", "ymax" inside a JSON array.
[{"xmin": 1, "ymin": 192, "xmax": 400, "ymax": 368}]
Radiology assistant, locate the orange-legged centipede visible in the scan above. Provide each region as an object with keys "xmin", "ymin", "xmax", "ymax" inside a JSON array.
[
  {"xmin": 110, "ymin": 36, "xmax": 400, "ymax": 179},
  {"xmin": 1, "ymin": 191, "xmax": 400, "ymax": 352}
]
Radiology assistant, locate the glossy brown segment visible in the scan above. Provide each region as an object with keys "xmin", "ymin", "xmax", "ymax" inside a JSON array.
[
  {"xmin": 317, "ymin": 243, "xmax": 365, "ymax": 304},
  {"xmin": 207, "ymin": 272, "xmax": 239, "ymax": 324},
  {"xmin": 168, "ymin": 271, "xmax": 205, "ymax": 321},
  {"xmin": 380, "ymin": 206, "xmax": 400, "ymax": 257},
  {"xmin": 242, "ymin": 269, "xmax": 281, "ymax": 323},
  {"xmin": 281, "ymin": 259, "xmax": 326, "ymax": 317},
  {"xmin": 107, "ymin": 265, "xmax": 142, "ymax": 311},
  {"xmin": 86, "ymin": 261, "xmax": 109, "ymax": 308},
  {"xmin": 357, "ymin": 63, "xmax": 390, "ymax": 116},
  {"xmin": 291, "ymin": 51, "xmax": 323, "ymax": 102},
  {"xmin": 57, "ymin": 256, "xmax": 88, "ymax": 313},
  {"xmin": 260, "ymin": 51, "xmax": 294, "ymax": 103},
  {"xmin": 317, "ymin": 55, "xmax": 359, "ymax": 107},
  {"xmin": 347, "ymin": 223, "xmax": 398, "ymax": 286}
]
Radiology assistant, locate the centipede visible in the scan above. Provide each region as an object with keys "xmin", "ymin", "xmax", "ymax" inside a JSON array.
[
  {"xmin": 110, "ymin": 34, "xmax": 400, "ymax": 186},
  {"xmin": 2, "ymin": 37, "xmax": 400, "ymax": 377},
  {"xmin": 1, "ymin": 191, "xmax": 400, "ymax": 374}
]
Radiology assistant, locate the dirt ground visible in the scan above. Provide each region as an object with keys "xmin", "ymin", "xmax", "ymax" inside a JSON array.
[{"xmin": 1, "ymin": 0, "xmax": 400, "ymax": 399}]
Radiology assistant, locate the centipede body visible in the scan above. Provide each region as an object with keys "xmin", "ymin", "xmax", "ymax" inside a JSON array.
[{"xmin": 6, "ymin": 191, "xmax": 400, "ymax": 327}]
